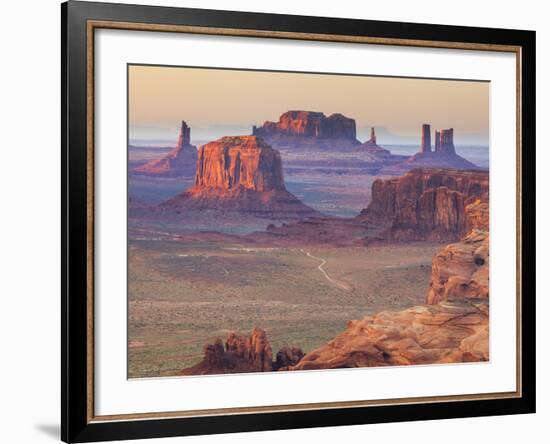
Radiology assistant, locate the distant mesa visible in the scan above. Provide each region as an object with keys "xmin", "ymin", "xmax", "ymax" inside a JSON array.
[
  {"xmin": 161, "ymin": 135, "xmax": 319, "ymax": 220},
  {"xmin": 253, "ymin": 110, "xmax": 358, "ymax": 140},
  {"xmin": 133, "ymin": 121, "xmax": 198, "ymax": 177},
  {"xmin": 380, "ymin": 124, "xmax": 481, "ymax": 175},
  {"xmin": 252, "ymin": 110, "xmax": 361, "ymax": 151}
]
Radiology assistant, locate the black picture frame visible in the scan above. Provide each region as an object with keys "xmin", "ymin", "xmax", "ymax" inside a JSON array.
[{"xmin": 62, "ymin": 1, "xmax": 536, "ymax": 442}]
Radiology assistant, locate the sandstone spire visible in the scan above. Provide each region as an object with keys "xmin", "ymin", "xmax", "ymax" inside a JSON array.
[
  {"xmin": 369, "ymin": 127, "xmax": 376, "ymax": 144},
  {"xmin": 421, "ymin": 124, "xmax": 432, "ymax": 153},
  {"xmin": 434, "ymin": 130, "xmax": 441, "ymax": 152},
  {"xmin": 440, "ymin": 128, "xmax": 456, "ymax": 155},
  {"xmin": 176, "ymin": 120, "xmax": 191, "ymax": 150}
]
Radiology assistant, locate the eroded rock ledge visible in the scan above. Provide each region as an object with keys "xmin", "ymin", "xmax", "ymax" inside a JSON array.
[{"xmin": 291, "ymin": 299, "xmax": 488, "ymax": 370}]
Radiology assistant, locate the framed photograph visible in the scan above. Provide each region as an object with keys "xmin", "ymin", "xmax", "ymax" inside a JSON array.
[{"xmin": 62, "ymin": 1, "xmax": 535, "ymax": 442}]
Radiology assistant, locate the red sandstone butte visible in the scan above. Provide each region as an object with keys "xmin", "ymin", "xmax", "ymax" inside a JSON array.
[
  {"xmin": 162, "ymin": 135, "xmax": 319, "ymax": 219},
  {"xmin": 134, "ymin": 121, "xmax": 198, "ymax": 177}
]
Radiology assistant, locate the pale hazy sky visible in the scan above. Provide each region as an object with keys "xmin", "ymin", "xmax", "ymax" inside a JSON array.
[{"xmin": 128, "ymin": 64, "xmax": 489, "ymax": 146}]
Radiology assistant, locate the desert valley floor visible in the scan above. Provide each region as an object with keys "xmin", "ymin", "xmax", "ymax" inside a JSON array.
[{"xmin": 128, "ymin": 239, "xmax": 439, "ymax": 378}]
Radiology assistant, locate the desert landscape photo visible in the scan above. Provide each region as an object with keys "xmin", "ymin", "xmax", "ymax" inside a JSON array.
[{"xmin": 127, "ymin": 65, "xmax": 490, "ymax": 378}]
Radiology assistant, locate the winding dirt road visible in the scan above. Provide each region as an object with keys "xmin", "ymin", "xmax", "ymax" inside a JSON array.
[{"xmin": 301, "ymin": 250, "xmax": 353, "ymax": 292}]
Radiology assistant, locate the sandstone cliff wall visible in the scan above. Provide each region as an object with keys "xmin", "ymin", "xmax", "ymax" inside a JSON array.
[{"xmin": 360, "ymin": 168, "xmax": 489, "ymax": 241}]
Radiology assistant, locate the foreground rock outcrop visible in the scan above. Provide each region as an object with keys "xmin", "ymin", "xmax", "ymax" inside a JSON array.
[
  {"xmin": 291, "ymin": 299, "xmax": 488, "ymax": 370},
  {"xmin": 181, "ymin": 328, "xmax": 304, "ymax": 375},
  {"xmin": 252, "ymin": 110, "xmax": 361, "ymax": 151},
  {"xmin": 359, "ymin": 168, "xmax": 489, "ymax": 241},
  {"xmin": 134, "ymin": 121, "xmax": 198, "ymax": 176},
  {"xmin": 162, "ymin": 136, "xmax": 319, "ymax": 220}
]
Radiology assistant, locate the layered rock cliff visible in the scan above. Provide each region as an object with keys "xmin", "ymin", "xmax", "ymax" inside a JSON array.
[
  {"xmin": 133, "ymin": 121, "xmax": 198, "ymax": 177},
  {"xmin": 252, "ymin": 111, "xmax": 361, "ymax": 151},
  {"xmin": 163, "ymin": 136, "xmax": 318, "ymax": 220},
  {"xmin": 359, "ymin": 168, "xmax": 489, "ymax": 241}
]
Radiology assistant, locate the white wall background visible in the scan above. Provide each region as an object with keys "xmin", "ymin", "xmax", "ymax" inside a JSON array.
[{"xmin": 0, "ymin": 0, "xmax": 546, "ymax": 443}]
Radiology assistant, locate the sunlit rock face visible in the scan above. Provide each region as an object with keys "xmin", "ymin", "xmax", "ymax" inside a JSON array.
[{"xmin": 193, "ymin": 136, "xmax": 285, "ymax": 192}]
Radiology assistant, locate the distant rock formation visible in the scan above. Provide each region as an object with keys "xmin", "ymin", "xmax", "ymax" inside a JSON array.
[
  {"xmin": 380, "ymin": 124, "xmax": 481, "ymax": 175},
  {"xmin": 252, "ymin": 110, "xmax": 361, "ymax": 151},
  {"xmin": 162, "ymin": 136, "xmax": 319, "ymax": 220},
  {"xmin": 253, "ymin": 110, "xmax": 358, "ymax": 140},
  {"xmin": 290, "ymin": 299, "xmax": 488, "ymax": 370},
  {"xmin": 359, "ymin": 168, "xmax": 489, "ymax": 241},
  {"xmin": 180, "ymin": 328, "xmax": 304, "ymax": 375},
  {"xmin": 359, "ymin": 127, "xmax": 392, "ymax": 157},
  {"xmin": 133, "ymin": 121, "xmax": 198, "ymax": 177}
]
